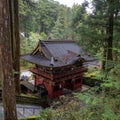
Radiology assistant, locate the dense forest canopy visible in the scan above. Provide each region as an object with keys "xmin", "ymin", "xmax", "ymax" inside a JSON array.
[
  {"xmin": 19, "ymin": 0, "xmax": 86, "ymax": 54},
  {"xmin": 19, "ymin": 0, "xmax": 120, "ymax": 52}
]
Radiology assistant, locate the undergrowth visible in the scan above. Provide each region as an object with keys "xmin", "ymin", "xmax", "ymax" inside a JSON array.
[{"xmin": 37, "ymin": 61, "xmax": 120, "ymax": 120}]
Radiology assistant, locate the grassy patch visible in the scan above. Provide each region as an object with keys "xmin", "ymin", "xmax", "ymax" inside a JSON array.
[
  {"xmin": 19, "ymin": 93, "xmax": 38, "ymax": 98},
  {"xmin": 19, "ymin": 116, "xmax": 40, "ymax": 120}
]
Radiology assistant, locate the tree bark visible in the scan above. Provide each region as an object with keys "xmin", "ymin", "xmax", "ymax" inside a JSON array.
[
  {"xmin": 0, "ymin": 0, "xmax": 18, "ymax": 119},
  {"xmin": 107, "ymin": 12, "xmax": 113, "ymax": 61},
  {"xmin": 10, "ymin": 0, "xmax": 20, "ymax": 94},
  {"xmin": 13, "ymin": 0, "xmax": 21, "ymax": 94},
  {"xmin": 102, "ymin": 1, "xmax": 114, "ymax": 71},
  {"xmin": 0, "ymin": 48, "xmax": 2, "ymax": 83}
]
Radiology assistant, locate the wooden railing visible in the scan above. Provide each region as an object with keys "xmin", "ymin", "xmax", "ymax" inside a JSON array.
[{"xmin": 30, "ymin": 67, "xmax": 87, "ymax": 80}]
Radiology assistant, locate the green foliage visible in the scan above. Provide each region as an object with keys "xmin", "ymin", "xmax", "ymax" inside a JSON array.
[
  {"xmin": 75, "ymin": 59, "xmax": 120, "ymax": 120},
  {"xmin": 19, "ymin": 0, "xmax": 60, "ymax": 34},
  {"xmin": 51, "ymin": 6, "xmax": 73, "ymax": 39},
  {"xmin": 39, "ymin": 106, "xmax": 80, "ymax": 120},
  {"xmin": 19, "ymin": 0, "xmax": 78, "ymax": 41},
  {"xmin": 18, "ymin": 0, "xmax": 120, "ymax": 120},
  {"xmin": 39, "ymin": 32, "xmax": 47, "ymax": 40},
  {"xmin": 20, "ymin": 31, "xmax": 48, "ymax": 67},
  {"xmin": 20, "ymin": 116, "xmax": 40, "ymax": 120},
  {"xmin": 71, "ymin": 0, "xmax": 120, "ymax": 61},
  {"xmin": 36, "ymin": 58, "xmax": 120, "ymax": 120},
  {"xmin": 20, "ymin": 93, "xmax": 38, "ymax": 98}
]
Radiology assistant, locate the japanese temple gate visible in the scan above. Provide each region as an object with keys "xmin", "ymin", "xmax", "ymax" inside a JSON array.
[{"xmin": 21, "ymin": 40, "xmax": 90, "ymax": 98}]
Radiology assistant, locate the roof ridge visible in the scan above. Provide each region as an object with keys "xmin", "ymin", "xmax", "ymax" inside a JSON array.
[{"xmin": 40, "ymin": 41, "xmax": 53, "ymax": 60}]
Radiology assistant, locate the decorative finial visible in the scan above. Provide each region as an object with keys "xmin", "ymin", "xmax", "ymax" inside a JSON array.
[{"xmin": 50, "ymin": 56, "xmax": 54, "ymax": 66}]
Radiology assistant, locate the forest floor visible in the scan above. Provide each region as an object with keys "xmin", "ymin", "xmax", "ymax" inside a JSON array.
[
  {"xmin": 34, "ymin": 85, "xmax": 92, "ymax": 120},
  {"xmin": 49, "ymin": 85, "xmax": 91, "ymax": 109},
  {"xmin": 0, "ymin": 85, "xmax": 91, "ymax": 120}
]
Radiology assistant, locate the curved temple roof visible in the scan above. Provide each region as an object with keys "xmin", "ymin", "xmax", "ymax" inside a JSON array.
[{"xmin": 21, "ymin": 40, "xmax": 97, "ymax": 67}]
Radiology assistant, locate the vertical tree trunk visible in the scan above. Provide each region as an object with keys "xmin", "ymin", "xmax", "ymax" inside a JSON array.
[
  {"xmin": 13, "ymin": 0, "xmax": 20, "ymax": 93},
  {"xmin": 102, "ymin": 14, "xmax": 113, "ymax": 71},
  {"xmin": 9, "ymin": 0, "xmax": 20, "ymax": 94},
  {"xmin": 107, "ymin": 12, "xmax": 113, "ymax": 61},
  {"xmin": 102, "ymin": 47, "xmax": 107, "ymax": 70},
  {"xmin": 102, "ymin": 1, "xmax": 114, "ymax": 71},
  {"xmin": 0, "ymin": 49, "xmax": 2, "ymax": 85},
  {"xmin": 0, "ymin": 0, "xmax": 18, "ymax": 119}
]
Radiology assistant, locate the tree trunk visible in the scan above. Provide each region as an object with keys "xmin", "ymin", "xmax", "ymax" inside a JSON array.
[
  {"xmin": 107, "ymin": 12, "xmax": 113, "ymax": 61},
  {"xmin": 10, "ymin": 0, "xmax": 20, "ymax": 94},
  {"xmin": 102, "ymin": 1, "xmax": 114, "ymax": 71},
  {"xmin": 102, "ymin": 47, "xmax": 107, "ymax": 70},
  {"xmin": 0, "ymin": 0, "xmax": 18, "ymax": 119},
  {"xmin": 13, "ymin": 0, "xmax": 21, "ymax": 94},
  {"xmin": 0, "ymin": 48, "xmax": 2, "ymax": 84},
  {"xmin": 102, "ymin": 13, "xmax": 113, "ymax": 71}
]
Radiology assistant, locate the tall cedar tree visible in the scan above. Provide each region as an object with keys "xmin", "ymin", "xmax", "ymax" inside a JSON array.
[
  {"xmin": 72, "ymin": 0, "xmax": 120, "ymax": 70},
  {"xmin": 0, "ymin": 0, "xmax": 18, "ymax": 119},
  {"xmin": 10, "ymin": 0, "xmax": 20, "ymax": 93},
  {"xmin": 92, "ymin": 0, "xmax": 120, "ymax": 70}
]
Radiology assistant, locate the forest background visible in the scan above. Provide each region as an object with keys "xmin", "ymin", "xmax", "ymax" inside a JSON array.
[
  {"xmin": 0, "ymin": 0, "xmax": 120, "ymax": 120},
  {"xmin": 19, "ymin": 0, "xmax": 120, "ymax": 119}
]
